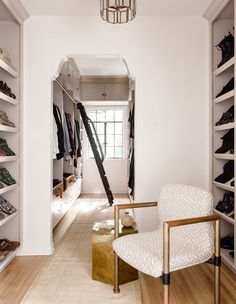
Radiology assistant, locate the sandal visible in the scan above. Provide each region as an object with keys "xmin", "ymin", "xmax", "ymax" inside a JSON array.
[
  {"xmin": 0, "ymin": 168, "xmax": 16, "ymax": 185},
  {"xmin": 0, "ymin": 239, "xmax": 20, "ymax": 251},
  {"xmin": 0, "ymin": 250, "xmax": 9, "ymax": 261},
  {"xmin": 0, "ymin": 196, "xmax": 16, "ymax": 215},
  {"xmin": 0, "ymin": 139, "xmax": 15, "ymax": 156}
]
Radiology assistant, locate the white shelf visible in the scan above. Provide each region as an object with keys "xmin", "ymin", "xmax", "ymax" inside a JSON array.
[
  {"xmin": 214, "ymin": 153, "xmax": 234, "ymax": 160},
  {"xmin": 0, "ymin": 211, "xmax": 18, "ymax": 227},
  {"xmin": 0, "ymin": 184, "xmax": 18, "ymax": 195},
  {"xmin": 214, "ymin": 209, "xmax": 234, "ymax": 225},
  {"xmin": 0, "ymin": 59, "xmax": 18, "ymax": 78},
  {"xmin": 214, "ymin": 90, "xmax": 235, "ymax": 104},
  {"xmin": 214, "ymin": 122, "xmax": 234, "ymax": 131},
  {"xmin": 213, "ymin": 181, "xmax": 234, "ymax": 192},
  {"xmin": 0, "ymin": 156, "xmax": 18, "ymax": 163},
  {"xmin": 221, "ymin": 249, "xmax": 234, "ymax": 270},
  {"xmin": 0, "ymin": 92, "xmax": 18, "ymax": 106},
  {"xmin": 213, "ymin": 57, "xmax": 234, "ymax": 77},
  {"xmin": 0, "ymin": 125, "xmax": 17, "ymax": 133},
  {"xmin": 0, "ymin": 249, "xmax": 18, "ymax": 272}
]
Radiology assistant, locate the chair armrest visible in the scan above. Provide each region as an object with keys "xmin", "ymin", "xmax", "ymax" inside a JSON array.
[
  {"xmin": 114, "ymin": 202, "xmax": 158, "ymax": 239},
  {"xmin": 164, "ymin": 213, "xmax": 219, "ymax": 228}
]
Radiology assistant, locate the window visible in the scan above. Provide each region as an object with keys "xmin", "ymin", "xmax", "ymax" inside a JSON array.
[{"xmin": 87, "ymin": 108, "xmax": 123, "ymax": 159}]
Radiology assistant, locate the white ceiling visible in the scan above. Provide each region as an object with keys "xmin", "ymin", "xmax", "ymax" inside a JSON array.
[{"xmin": 20, "ymin": 0, "xmax": 214, "ymax": 16}]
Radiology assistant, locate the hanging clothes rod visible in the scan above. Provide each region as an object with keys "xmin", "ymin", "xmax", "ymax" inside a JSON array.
[{"xmin": 54, "ymin": 78, "xmax": 77, "ymax": 105}]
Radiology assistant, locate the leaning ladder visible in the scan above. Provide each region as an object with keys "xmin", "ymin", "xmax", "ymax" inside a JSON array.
[{"xmin": 55, "ymin": 80, "xmax": 115, "ymax": 206}]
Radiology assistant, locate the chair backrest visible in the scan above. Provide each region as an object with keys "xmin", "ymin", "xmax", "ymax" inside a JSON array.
[{"xmin": 156, "ymin": 184, "xmax": 214, "ymax": 250}]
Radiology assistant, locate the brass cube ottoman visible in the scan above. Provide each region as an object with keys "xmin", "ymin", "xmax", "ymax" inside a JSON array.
[{"xmin": 92, "ymin": 219, "xmax": 138, "ymax": 285}]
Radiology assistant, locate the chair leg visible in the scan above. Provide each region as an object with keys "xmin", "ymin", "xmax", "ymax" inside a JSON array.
[
  {"xmin": 214, "ymin": 219, "xmax": 221, "ymax": 304},
  {"xmin": 113, "ymin": 253, "xmax": 120, "ymax": 294},
  {"xmin": 163, "ymin": 279, "xmax": 170, "ymax": 304}
]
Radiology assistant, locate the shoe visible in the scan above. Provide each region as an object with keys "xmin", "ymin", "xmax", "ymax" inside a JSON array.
[
  {"xmin": 215, "ymin": 192, "xmax": 234, "ymax": 214},
  {"xmin": 215, "ymin": 105, "xmax": 234, "ymax": 126},
  {"xmin": 0, "ymin": 139, "xmax": 15, "ymax": 156},
  {"xmin": 215, "ymin": 160, "xmax": 234, "ymax": 183},
  {"xmin": 231, "ymin": 180, "xmax": 234, "ymax": 187},
  {"xmin": 0, "ymin": 168, "xmax": 16, "ymax": 186},
  {"xmin": 229, "ymin": 251, "xmax": 234, "ymax": 258},
  {"xmin": 215, "ymin": 129, "xmax": 234, "ymax": 153},
  {"xmin": 0, "ymin": 211, "xmax": 6, "ymax": 220},
  {"xmin": 0, "ymin": 250, "xmax": 9, "ymax": 261},
  {"xmin": 221, "ymin": 235, "xmax": 234, "ymax": 250},
  {"xmin": 0, "ymin": 81, "xmax": 16, "ymax": 99},
  {"xmin": 0, "ymin": 239, "xmax": 20, "ymax": 251},
  {"xmin": 216, "ymin": 32, "xmax": 234, "ymax": 68},
  {"xmin": 0, "ymin": 196, "xmax": 16, "ymax": 215},
  {"xmin": 0, "ymin": 112, "xmax": 15, "ymax": 128},
  {"xmin": 216, "ymin": 78, "xmax": 234, "ymax": 98}
]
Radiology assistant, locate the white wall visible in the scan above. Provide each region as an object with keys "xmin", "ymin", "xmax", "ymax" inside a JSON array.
[{"xmin": 22, "ymin": 16, "xmax": 209, "ymax": 254}]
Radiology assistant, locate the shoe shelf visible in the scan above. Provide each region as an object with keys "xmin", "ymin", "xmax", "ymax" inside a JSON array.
[
  {"xmin": 0, "ymin": 211, "xmax": 18, "ymax": 228},
  {"xmin": 221, "ymin": 248, "xmax": 234, "ymax": 270},
  {"xmin": 0, "ymin": 184, "xmax": 17, "ymax": 195},
  {"xmin": 0, "ymin": 249, "xmax": 19, "ymax": 272},
  {"xmin": 0, "ymin": 126, "xmax": 18, "ymax": 133},
  {"xmin": 0, "ymin": 92, "xmax": 18, "ymax": 106},
  {"xmin": 214, "ymin": 90, "xmax": 235, "ymax": 104},
  {"xmin": 213, "ymin": 57, "xmax": 234, "ymax": 77},
  {"xmin": 0, "ymin": 59, "xmax": 19, "ymax": 79},
  {"xmin": 213, "ymin": 181, "xmax": 234, "ymax": 192},
  {"xmin": 0, "ymin": 156, "xmax": 18, "ymax": 163},
  {"xmin": 214, "ymin": 153, "xmax": 234, "ymax": 160},
  {"xmin": 214, "ymin": 209, "xmax": 234, "ymax": 225},
  {"xmin": 214, "ymin": 122, "xmax": 234, "ymax": 132}
]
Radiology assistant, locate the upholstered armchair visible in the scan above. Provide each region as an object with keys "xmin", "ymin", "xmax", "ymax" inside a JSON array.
[{"xmin": 113, "ymin": 184, "xmax": 221, "ymax": 304}]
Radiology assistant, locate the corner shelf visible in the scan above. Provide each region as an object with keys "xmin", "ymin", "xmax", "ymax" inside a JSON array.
[
  {"xmin": 214, "ymin": 122, "xmax": 234, "ymax": 132},
  {"xmin": 213, "ymin": 181, "xmax": 234, "ymax": 192},
  {"xmin": 213, "ymin": 57, "xmax": 234, "ymax": 77},
  {"xmin": 0, "ymin": 211, "xmax": 18, "ymax": 227},
  {"xmin": 214, "ymin": 90, "xmax": 235, "ymax": 104},
  {"xmin": 0, "ymin": 92, "xmax": 18, "ymax": 106},
  {"xmin": 221, "ymin": 248, "xmax": 234, "ymax": 270},
  {"xmin": 0, "ymin": 156, "xmax": 18, "ymax": 163},
  {"xmin": 0, "ymin": 59, "xmax": 18, "ymax": 78},
  {"xmin": 0, "ymin": 249, "xmax": 19, "ymax": 272},
  {"xmin": 214, "ymin": 153, "xmax": 234, "ymax": 160},
  {"xmin": 0, "ymin": 184, "xmax": 18, "ymax": 195},
  {"xmin": 214, "ymin": 209, "xmax": 234, "ymax": 225},
  {"xmin": 0, "ymin": 125, "xmax": 17, "ymax": 133}
]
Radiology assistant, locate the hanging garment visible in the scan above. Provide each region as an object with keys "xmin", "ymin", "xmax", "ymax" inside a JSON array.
[
  {"xmin": 74, "ymin": 120, "xmax": 82, "ymax": 158},
  {"xmin": 128, "ymin": 104, "xmax": 135, "ymax": 138},
  {"xmin": 63, "ymin": 112, "xmax": 72, "ymax": 160},
  {"xmin": 128, "ymin": 148, "xmax": 134, "ymax": 196},
  {"xmin": 65, "ymin": 113, "xmax": 76, "ymax": 158},
  {"xmin": 53, "ymin": 116, "xmax": 59, "ymax": 159},
  {"xmin": 53, "ymin": 104, "xmax": 65, "ymax": 160}
]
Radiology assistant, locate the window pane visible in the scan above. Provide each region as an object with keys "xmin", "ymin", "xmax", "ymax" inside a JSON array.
[
  {"xmin": 115, "ymin": 135, "xmax": 122, "ymax": 146},
  {"xmin": 115, "ymin": 110, "xmax": 122, "ymax": 121},
  {"xmin": 107, "ymin": 123, "xmax": 114, "ymax": 134},
  {"xmin": 97, "ymin": 110, "xmax": 105, "ymax": 121},
  {"xmin": 106, "ymin": 110, "xmax": 114, "ymax": 121},
  {"xmin": 98, "ymin": 135, "xmax": 105, "ymax": 145},
  {"xmin": 88, "ymin": 146, "xmax": 94, "ymax": 158},
  {"xmin": 88, "ymin": 111, "xmax": 96, "ymax": 121},
  {"xmin": 115, "ymin": 123, "xmax": 122, "ymax": 135},
  {"xmin": 107, "ymin": 135, "xmax": 114, "ymax": 146},
  {"xmin": 115, "ymin": 147, "xmax": 123, "ymax": 158},
  {"xmin": 106, "ymin": 146, "xmax": 114, "ymax": 158},
  {"xmin": 96, "ymin": 122, "xmax": 104, "ymax": 134}
]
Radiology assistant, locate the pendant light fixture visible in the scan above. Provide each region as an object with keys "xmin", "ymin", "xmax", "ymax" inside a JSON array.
[{"xmin": 100, "ymin": 0, "xmax": 136, "ymax": 24}]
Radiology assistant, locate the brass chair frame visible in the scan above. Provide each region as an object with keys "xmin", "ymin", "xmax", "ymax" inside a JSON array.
[{"xmin": 113, "ymin": 202, "xmax": 221, "ymax": 304}]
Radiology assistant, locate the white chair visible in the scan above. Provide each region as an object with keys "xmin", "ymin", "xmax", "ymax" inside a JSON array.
[{"xmin": 113, "ymin": 184, "xmax": 221, "ymax": 304}]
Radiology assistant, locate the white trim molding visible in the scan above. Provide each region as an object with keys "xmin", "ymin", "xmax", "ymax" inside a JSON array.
[
  {"xmin": 2, "ymin": 0, "xmax": 29, "ymax": 24},
  {"xmin": 203, "ymin": 0, "xmax": 231, "ymax": 22}
]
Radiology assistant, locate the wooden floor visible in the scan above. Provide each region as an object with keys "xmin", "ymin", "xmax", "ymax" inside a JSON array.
[{"xmin": 139, "ymin": 262, "xmax": 236, "ymax": 304}]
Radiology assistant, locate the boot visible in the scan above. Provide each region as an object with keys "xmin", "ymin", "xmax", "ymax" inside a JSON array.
[
  {"xmin": 215, "ymin": 129, "xmax": 234, "ymax": 153},
  {"xmin": 216, "ymin": 32, "xmax": 234, "ymax": 68},
  {"xmin": 216, "ymin": 77, "xmax": 234, "ymax": 98},
  {"xmin": 215, "ymin": 160, "xmax": 234, "ymax": 183},
  {"xmin": 216, "ymin": 192, "xmax": 234, "ymax": 214},
  {"xmin": 215, "ymin": 105, "xmax": 234, "ymax": 126}
]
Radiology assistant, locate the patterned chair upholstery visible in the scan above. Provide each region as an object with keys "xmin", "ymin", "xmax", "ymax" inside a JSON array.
[{"xmin": 112, "ymin": 184, "xmax": 221, "ymax": 303}]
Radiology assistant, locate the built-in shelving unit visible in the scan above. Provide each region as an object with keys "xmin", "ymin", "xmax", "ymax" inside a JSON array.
[
  {"xmin": 0, "ymin": 0, "xmax": 27, "ymax": 271},
  {"xmin": 211, "ymin": 0, "xmax": 236, "ymax": 272}
]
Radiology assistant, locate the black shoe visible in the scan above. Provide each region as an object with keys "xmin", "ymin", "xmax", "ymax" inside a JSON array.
[
  {"xmin": 229, "ymin": 251, "xmax": 234, "ymax": 258},
  {"xmin": 215, "ymin": 160, "xmax": 234, "ymax": 183},
  {"xmin": 215, "ymin": 129, "xmax": 234, "ymax": 154},
  {"xmin": 0, "ymin": 81, "xmax": 16, "ymax": 99},
  {"xmin": 216, "ymin": 192, "xmax": 234, "ymax": 214},
  {"xmin": 216, "ymin": 32, "xmax": 234, "ymax": 68},
  {"xmin": 231, "ymin": 180, "xmax": 234, "ymax": 187},
  {"xmin": 215, "ymin": 105, "xmax": 234, "ymax": 126},
  {"xmin": 221, "ymin": 235, "xmax": 234, "ymax": 250},
  {"xmin": 216, "ymin": 78, "xmax": 234, "ymax": 98}
]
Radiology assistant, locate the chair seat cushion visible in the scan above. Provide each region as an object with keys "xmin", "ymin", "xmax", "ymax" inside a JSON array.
[{"xmin": 113, "ymin": 229, "xmax": 214, "ymax": 278}]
